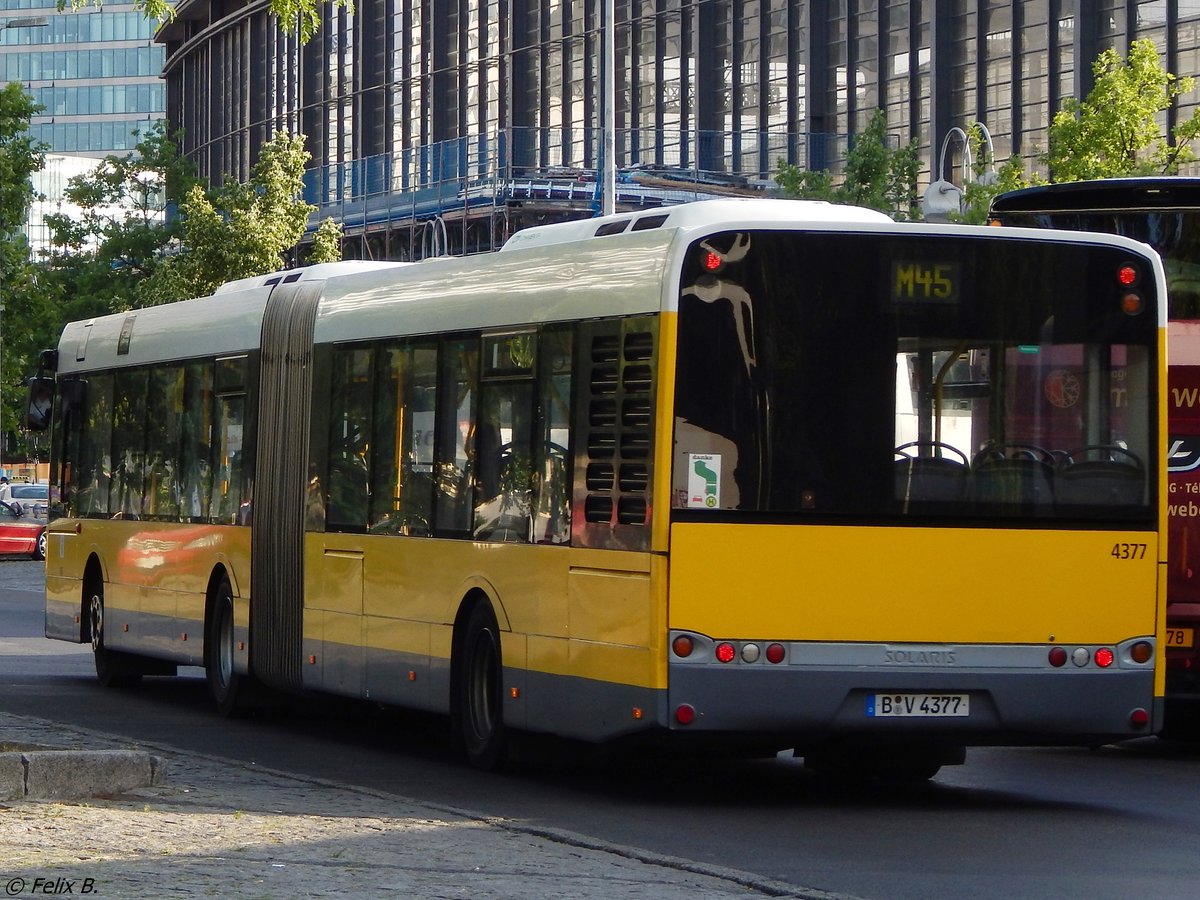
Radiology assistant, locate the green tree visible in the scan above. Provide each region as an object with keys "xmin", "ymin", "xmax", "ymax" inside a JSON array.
[
  {"xmin": 0, "ymin": 83, "xmax": 46, "ymax": 449},
  {"xmin": 307, "ymin": 216, "xmax": 344, "ymax": 264},
  {"xmin": 138, "ymin": 132, "xmax": 320, "ymax": 305},
  {"xmin": 61, "ymin": 0, "xmax": 348, "ymax": 43},
  {"xmin": 41, "ymin": 121, "xmax": 198, "ymax": 315},
  {"xmin": 1045, "ymin": 38, "xmax": 1200, "ymax": 180},
  {"xmin": 775, "ymin": 109, "xmax": 921, "ymax": 220}
]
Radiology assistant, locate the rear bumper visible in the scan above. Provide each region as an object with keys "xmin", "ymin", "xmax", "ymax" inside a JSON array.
[{"xmin": 667, "ymin": 637, "xmax": 1160, "ymax": 744}]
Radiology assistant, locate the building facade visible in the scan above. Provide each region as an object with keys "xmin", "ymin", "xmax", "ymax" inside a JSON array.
[
  {"xmin": 0, "ymin": 1, "xmax": 167, "ymax": 249},
  {"xmin": 157, "ymin": 1, "xmax": 1200, "ymax": 259}
]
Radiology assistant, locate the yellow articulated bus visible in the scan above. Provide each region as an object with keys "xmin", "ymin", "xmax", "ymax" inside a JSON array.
[{"xmin": 31, "ymin": 199, "xmax": 1167, "ymax": 779}]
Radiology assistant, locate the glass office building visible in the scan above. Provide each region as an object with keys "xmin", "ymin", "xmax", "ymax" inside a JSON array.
[
  {"xmin": 156, "ymin": 1, "xmax": 1200, "ymax": 259},
  {"xmin": 0, "ymin": 1, "xmax": 165, "ymax": 155},
  {"xmin": 1, "ymin": 2, "xmax": 166, "ymax": 250}
]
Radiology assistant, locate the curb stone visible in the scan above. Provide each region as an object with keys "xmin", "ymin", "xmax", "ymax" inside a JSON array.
[{"xmin": 0, "ymin": 748, "xmax": 163, "ymax": 800}]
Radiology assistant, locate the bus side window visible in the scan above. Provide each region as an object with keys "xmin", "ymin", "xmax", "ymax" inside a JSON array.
[
  {"xmin": 208, "ymin": 356, "xmax": 249, "ymax": 524},
  {"xmin": 111, "ymin": 369, "xmax": 148, "ymax": 519},
  {"xmin": 145, "ymin": 365, "xmax": 185, "ymax": 520},
  {"xmin": 535, "ymin": 328, "xmax": 572, "ymax": 544},
  {"xmin": 372, "ymin": 341, "xmax": 437, "ymax": 535},
  {"xmin": 76, "ymin": 374, "xmax": 113, "ymax": 518},
  {"xmin": 327, "ymin": 346, "xmax": 373, "ymax": 532},
  {"xmin": 180, "ymin": 362, "xmax": 214, "ymax": 521},
  {"xmin": 435, "ymin": 339, "xmax": 479, "ymax": 536},
  {"xmin": 473, "ymin": 332, "xmax": 542, "ymax": 543}
]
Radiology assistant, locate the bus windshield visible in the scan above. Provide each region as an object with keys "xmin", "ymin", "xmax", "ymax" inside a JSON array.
[{"xmin": 672, "ymin": 229, "xmax": 1158, "ymax": 523}]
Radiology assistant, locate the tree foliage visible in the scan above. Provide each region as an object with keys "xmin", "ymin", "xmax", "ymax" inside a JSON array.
[
  {"xmin": 1045, "ymin": 39, "xmax": 1200, "ymax": 180},
  {"xmin": 775, "ymin": 109, "xmax": 921, "ymax": 220},
  {"xmin": 307, "ymin": 216, "xmax": 344, "ymax": 264},
  {"xmin": 137, "ymin": 132, "xmax": 319, "ymax": 305},
  {"xmin": 0, "ymin": 83, "xmax": 45, "ymax": 448},
  {"xmin": 42, "ymin": 121, "xmax": 198, "ymax": 313},
  {"xmin": 61, "ymin": 0, "xmax": 348, "ymax": 43}
]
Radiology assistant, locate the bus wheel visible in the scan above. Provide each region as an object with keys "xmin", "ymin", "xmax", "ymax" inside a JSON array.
[
  {"xmin": 88, "ymin": 580, "xmax": 142, "ymax": 688},
  {"xmin": 455, "ymin": 603, "xmax": 506, "ymax": 770},
  {"xmin": 206, "ymin": 576, "xmax": 242, "ymax": 717}
]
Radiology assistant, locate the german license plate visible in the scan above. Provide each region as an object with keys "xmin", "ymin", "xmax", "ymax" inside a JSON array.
[
  {"xmin": 866, "ymin": 693, "xmax": 970, "ymax": 717},
  {"xmin": 1166, "ymin": 627, "xmax": 1195, "ymax": 649}
]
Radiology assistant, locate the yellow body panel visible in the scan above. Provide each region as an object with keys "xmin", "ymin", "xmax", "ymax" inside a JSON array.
[
  {"xmin": 304, "ymin": 533, "xmax": 667, "ymax": 689},
  {"xmin": 45, "ymin": 518, "xmax": 251, "ymax": 620},
  {"xmin": 669, "ymin": 522, "xmax": 1159, "ymax": 645}
]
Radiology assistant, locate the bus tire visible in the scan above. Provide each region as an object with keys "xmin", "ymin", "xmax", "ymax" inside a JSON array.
[
  {"xmin": 87, "ymin": 578, "xmax": 142, "ymax": 688},
  {"xmin": 455, "ymin": 602, "xmax": 507, "ymax": 770},
  {"xmin": 206, "ymin": 575, "xmax": 242, "ymax": 717}
]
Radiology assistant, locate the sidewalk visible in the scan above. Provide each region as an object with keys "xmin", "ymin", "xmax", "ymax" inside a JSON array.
[{"xmin": 0, "ymin": 712, "xmax": 839, "ymax": 899}]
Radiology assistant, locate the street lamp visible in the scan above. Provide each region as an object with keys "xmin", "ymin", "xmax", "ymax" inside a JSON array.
[
  {"xmin": 921, "ymin": 122, "xmax": 998, "ymax": 222},
  {"xmin": 922, "ymin": 127, "xmax": 971, "ymax": 222}
]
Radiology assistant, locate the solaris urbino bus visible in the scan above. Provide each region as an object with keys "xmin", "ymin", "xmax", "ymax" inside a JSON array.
[
  {"xmin": 990, "ymin": 178, "xmax": 1200, "ymax": 735},
  {"xmin": 29, "ymin": 199, "xmax": 1167, "ymax": 779}
]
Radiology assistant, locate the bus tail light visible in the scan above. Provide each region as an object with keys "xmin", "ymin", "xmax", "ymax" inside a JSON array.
[
  {"xmin": 1120, "ymin": 291, "xmax": 1145, "ymax": 315},
  {"xmin": 1129, "ymin": 641, "xmax": 1153, "ymax": 664},
  {"xmin": 765, "ymin": 643, "xmax": 786, "ymax": 664},
  {"xmin": 1094, "ymin": 647, "xmax": 1115, "ymax": 668},
  {"xmin": 672, "ymin": 635, "xmax": 694, "ymax": 658},
  {"xmin": 715, "ymin": 642, "xmax": 736, "ymax": 663},
  {"xmin": 1130, "ymin": 708, "xmax": 1150, "ymax": 728},
  {"xmin": 1048, "ymin": 647, "xmax": 1068, "ymax": 667},
  {"xmin": 675, "ymin": 704, "xmax": 696, "ymax": 725}
]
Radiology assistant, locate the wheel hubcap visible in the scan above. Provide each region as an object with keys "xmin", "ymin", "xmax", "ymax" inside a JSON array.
[{"xmin": 89, "ymin": 595, "xmax": 103, "ymax": 653}]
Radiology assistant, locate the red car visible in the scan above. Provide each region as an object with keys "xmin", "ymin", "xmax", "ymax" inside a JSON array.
[{"xmin": 0, "ymin": 499, "xmax": 46, "ymax": 560}]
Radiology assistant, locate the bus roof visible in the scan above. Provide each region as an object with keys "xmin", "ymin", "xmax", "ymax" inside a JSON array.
[
  {"xmin": 991, "ymin": 177, "xmax": 1200, "ymax": 214},
  {"xmin": 500, "ymin": 197, "xmax": 894, "ymax": 252},
  {"xmin": 53, "ymin": 198, "xmax": 1166, "ymax": 373}
]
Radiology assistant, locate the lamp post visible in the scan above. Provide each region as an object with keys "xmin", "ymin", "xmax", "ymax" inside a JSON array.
[
  {"xmin": 921, "ymin": 122, "xmax": 998, "ymax": 222},
  {"xmin": 598, "ymin": 0, "xmax": 616, "ymax": 216}
]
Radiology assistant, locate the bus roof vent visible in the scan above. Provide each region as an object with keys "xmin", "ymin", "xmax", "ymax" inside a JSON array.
[
  {"xmin": 594, "ymin": 220, "xmax": 630, "ymax": 237},
  {"xmin": 630, "ymin": 213, "xmax": 669, "ymax": 231}
]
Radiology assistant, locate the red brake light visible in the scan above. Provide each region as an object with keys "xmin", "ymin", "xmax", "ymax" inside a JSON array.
[
  {"xmin": 703, "ymin": 250, "xmax": 723, "ymax": 271},
  {"xmin": 1048, "ymin": 646, "xmax": 1068, "ymax": 667},
  {"xmin": 715, "ymin": 642, "xmax": 736, "ymax": 663},
  {"xmin": 1117, "ymin": 264, "xmax": 1138, "ymax": 286},
  {"xmin": 765, "ymin": 643, "xmax": 786, "ymax": 664},
  {"xmin": 1095, "ymin": 647, "xmax": 1115, "ymax": 668}
]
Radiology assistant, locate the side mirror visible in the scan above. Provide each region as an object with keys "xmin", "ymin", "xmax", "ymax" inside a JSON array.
[{"xmin": 24, "ymin": 375, "xmax": 54, "ymax": 432}]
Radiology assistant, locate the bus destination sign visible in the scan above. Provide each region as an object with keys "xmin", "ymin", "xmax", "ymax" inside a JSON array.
[{"xmin": 891, "ymin": 261, "xmax": 960, "ymax": 304}]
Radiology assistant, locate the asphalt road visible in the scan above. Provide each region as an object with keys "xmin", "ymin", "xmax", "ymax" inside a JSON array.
[{"xmin": 3, "ymin": 557, "xmax": 1200, "ymax": 899}]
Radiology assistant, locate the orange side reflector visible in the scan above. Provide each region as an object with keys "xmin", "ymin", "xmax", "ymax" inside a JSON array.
[{"xmin": 510, "ymin": 687, "xmax": 520, "ymax": 699}]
